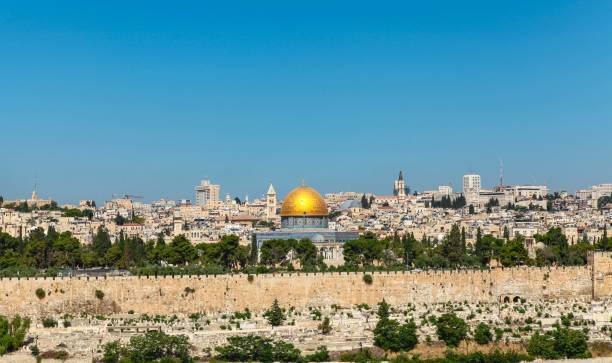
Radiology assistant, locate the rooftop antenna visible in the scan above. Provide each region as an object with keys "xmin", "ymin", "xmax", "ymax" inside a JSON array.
[{"xmin": 499, "ymin": 160, "xmax": 504, "ymax": 188}]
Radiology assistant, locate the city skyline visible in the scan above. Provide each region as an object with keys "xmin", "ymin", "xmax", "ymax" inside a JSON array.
[
  {"xmin": 2, "ymin": 2, "xmax": 612, "ymax": 202},
  {"xmin": 1, "ymin": 168, "xmax": 608, "ymax": 205}
]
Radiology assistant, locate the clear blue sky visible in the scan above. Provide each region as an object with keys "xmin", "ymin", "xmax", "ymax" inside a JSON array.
[{"xmin": 1, "ymin": 1, "xmax": 611, "ymax": 204}]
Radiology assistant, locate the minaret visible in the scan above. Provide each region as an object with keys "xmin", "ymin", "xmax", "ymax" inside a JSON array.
[
  {"xmin": 31, "ymin": 178, "xmax": 39, "ymax": 201},
  {"xmin": 266, "ymin": 184, "xmax": 277, "ymax": 222}
]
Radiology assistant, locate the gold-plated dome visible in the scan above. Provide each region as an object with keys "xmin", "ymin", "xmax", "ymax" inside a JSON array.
[{"xmin": 280, "ymin": 185, "xmax": 328, "ymax": 217}]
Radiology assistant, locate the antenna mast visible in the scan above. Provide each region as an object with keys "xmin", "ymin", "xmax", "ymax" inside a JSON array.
[{"xmin": 499, "ymin": 160, "xmax": 504, "ymax": 188}]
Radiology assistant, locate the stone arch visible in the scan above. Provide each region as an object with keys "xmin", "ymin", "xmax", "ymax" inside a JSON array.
[
  {"xmin": 503, "ymin": 296, "xmax": 510, "ymax": 303},
  {"xmin": 513, "ymin": 296, "xmax": 521, "ymax": 303}
]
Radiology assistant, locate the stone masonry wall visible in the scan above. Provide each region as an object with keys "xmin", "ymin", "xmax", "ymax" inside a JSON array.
[
  {"xmin": 591, "ymin": 251, "xmax": 612, "ymax": 300},
  {"xmin": 2, "ymin": 252, "xmax": 608, "ymax": 318}
]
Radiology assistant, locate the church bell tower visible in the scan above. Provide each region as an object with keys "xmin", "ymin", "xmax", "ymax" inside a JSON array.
[
  {"xmin": 266, "ymin": 184, "xmax": 277, "ymax": 222},
  {"xmin": 394, "ymin": 171, "xmax": 406, "ymax": 197}
]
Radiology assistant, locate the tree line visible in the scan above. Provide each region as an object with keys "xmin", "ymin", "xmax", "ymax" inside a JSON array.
[{"xmin": 0, "ymin": 223, "xmax": 609, "ymax": 276}]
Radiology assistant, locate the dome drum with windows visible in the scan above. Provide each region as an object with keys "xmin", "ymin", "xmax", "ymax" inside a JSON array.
[{"xmin": 280, "ymin": 185, "xmax": 329, "ymax": 229}]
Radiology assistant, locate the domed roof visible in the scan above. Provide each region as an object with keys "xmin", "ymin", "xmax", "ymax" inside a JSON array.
[{"xmin": 280, "ymin": 185, "xmax": 328, "ymax": 217}]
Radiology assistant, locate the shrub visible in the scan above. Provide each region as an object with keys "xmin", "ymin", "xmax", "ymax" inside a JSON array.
[
  {"xmin": 0, "ymin": 315, "xmax": 31, "ymax": 356},
  {"xmin": 95, "ymin": 289, "xmax": 105, "ymax": 300},
  {"xmin": 247, "ymin": 274, "xmax": 254, "ymax": 282},
  {"xmin": 42, "ymin": 317, "xmax": 58, "ymax": 328},
  {"xmin": 494, "ymin": 327, "xmax": 504, "ymax": 342},
  {"xmin": 318, "ymin": 317, "xmax": 332, "ymax": 334},
  {"xmin": 215, "ymin": 335, "xmax": 302, "ymax": 363},
  {"xmin": 102, "ymin": 341, "xmax": 121, "ymax": 363},
  {"xmin": 29, "ymin": 345, "xmax": 40, "ymax": 357},
  {"xmin": 373, "ymin": 299, "xmax": 418, "ymax": 352},
  {"xmin": 304, "ymin": 346, "xmax": 329, "ymax": 362},
  {"xmin": 35, "ymin": 288, "xmax": 45, "ymax": 299},
  {"xmin": 436, "ymin": 313, "xmax": 468, "ymax": 347},
  {"xmin": 528, "ymin": 327, "xmax": 590, "ymax": 359},
  {"xmin": 338, "ymin": 348, "xmax": 374, "ymax": 362},
  {"xmin": 101, "ymin": 331, "xmax": 191, "ymax": 363},
  {"xmin": 363, "ymin": 274, "xmax": 373, "ymax": 284},
  {"xmin": 40, "ymin": 350, "xmax": 68, "ymax": 360},
  {"xmin": 474, "ymin": 323, "xmax": 492, "ymax": 345}
]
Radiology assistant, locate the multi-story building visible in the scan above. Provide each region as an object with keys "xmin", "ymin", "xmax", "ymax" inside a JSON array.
[
  {"xmin": 463, "ymin": 174, "xmax": 481, "ymax": 205},
  {"xmin": 194, "ymin": 179, "xmax": 220, "ymax": 206}
]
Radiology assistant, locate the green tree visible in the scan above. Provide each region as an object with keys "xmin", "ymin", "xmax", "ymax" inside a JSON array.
[
  {"xmin": 102, "ymin": 341, "xmax": 122, "ymax": 363},
  {"xmin": 260, "ymin": 239, "xmax": 293, "ymax": 266},
  {"xmin": 527, "ymin": 332, "xmax": 559, "ymax": 359},
  {"xmin": 294, "ymin": 239, "xmax": 320, "ymax": 269},
  {"xmin": 92, "ymin": 226, "xmax": 112, "ymax": 260},
  {"xmin": 373, "ymin": 299, "xmax": 417, "ymax": 352},
  {"xmin": 535, "ymin": 227, "xmax": 570, "ymax": 265},
  {"xmin": 50, "ymin": 232, "xmax": 82, "ymax": 268},
  {"xmin": 215, "ymin": 335, "xmax": 301, "ymax": 363},
  {"xmin": 499, "ymin": 239, "xmax": 529, "ymax": 267},
  {"xmin": 264, "ymin": 299, "xmax": 285, "ymax": 327},
  {"xmin": 166, "ymin": 235, "xmax": 196, "ymax": 265},
  {"xmin": 597, "ymin": 225, "xmax": 609, "ymax": 251},
  {"xmin": 597, "ymin": 195, "xmax": 612, "ymax": 210},
  {"xmin": 473, "ymin": 323, "xmax": 492, "ymax": 345},
  {"xmin": 441, "ymin": 225, "xmax": 463, "ymax": 266},
  {"xmin": 436, "ymin": 313, "xmax": 468, "ymax": 348},
  {"xmin": 528, "ymin": 327, "xmax": 589, "ymax": 359},
  {"xmin": 0, "ymin": 315, "xmax": 31, "ymax": 356},
  {"xmin": 101, "ymin": 331, "xmax": 191, "ymax": 363}
]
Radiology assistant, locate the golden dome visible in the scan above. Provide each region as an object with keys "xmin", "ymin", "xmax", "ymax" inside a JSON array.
[{"xmin": 280, "ymin": 185, "xmax": 328, "ymax": 217}]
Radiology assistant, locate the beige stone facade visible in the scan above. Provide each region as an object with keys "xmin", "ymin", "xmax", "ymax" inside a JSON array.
[{"xmin": 0, "ymin": 252, "xmax": 609, "ymax": 318}]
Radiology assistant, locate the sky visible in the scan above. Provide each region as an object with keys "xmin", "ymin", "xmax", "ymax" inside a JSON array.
[{"xmin": 1, "ymin": 1, "xmax": 611, "ymax": 204}]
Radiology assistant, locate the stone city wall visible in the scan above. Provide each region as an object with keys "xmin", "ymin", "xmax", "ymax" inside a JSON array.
[{"xmin": 0, "ymin": 252, "xmax": 609, "ymax": 317}]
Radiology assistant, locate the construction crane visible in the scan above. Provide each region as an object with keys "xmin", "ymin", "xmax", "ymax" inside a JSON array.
[{"xmin": 111, "ymin": 194, "xmax": 143, "ymax": 200}]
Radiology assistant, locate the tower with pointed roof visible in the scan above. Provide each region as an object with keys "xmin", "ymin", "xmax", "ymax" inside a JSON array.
[
  {"xmin": 266, "ymin": 183, "xmax": 277, "ymax": 221},
  {"xmin": 393, "ymin": 171, "xmax": 406, "ymax": 197}
]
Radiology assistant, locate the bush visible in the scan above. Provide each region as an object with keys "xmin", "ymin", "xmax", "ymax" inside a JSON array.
[
  {"xmin": 40, "ymin": 350, "xmax": 68, "ymax": 360},
  {"xmin": 247, "ymin": 274, "xmax": 254, "ymax": 282},
  {"xmin": 363, "ymin": 274, "xmax": 373, "ymax": 284},
  {"xmin": 35, "ymin": 288, "xmax": 45, "ymax": 299},
  {"xmin": 304, "ymin": 346, "xmax": 330, "ymax": 362},
  {"xmin": 102, "ymin": 341, "xmax": 122, "ymax": 363},
  {"xmin": 0, "ymin": 315, "xmax": 31, "ymax": 356},
  {"xmin": 528, "ymin": 327, "xmax": 590, "ymax": 359},
  {"xmin": 339, "ymin": 348, "xmax": 375, "ymax": 362},
  {"xmin": 318, "ymin": 316, "xmax": 332, "ymax": 334},
  {"xmin": 373, "ymin": 299, "xmax": 418, "ymax": 352},
  {"xmin": 474, "ymin": 323, "xmax": 493, "ymax": 345},
  {"xmin": 29, "ymin": 345, "xmax": 40, "ymax": 357},
  {"xmin": 215, "ymin": 335, "xmax": 302, "ymax": 363},
  {"xmin": 101, "ymin": 331, "xmax": 191, "ymax": 363},
  {"xmin": 95, "ymin": 289, "xmax": 105, "ymax": 300},
  {"xmin": 42, "ymin": 317, "xmax": 58, "ymax": 328},
  {"xmin": 436, "ymin": 313, "xmax": 468, "ymax": 347},
  {"xmin": 494, "ymin": 327, "xmax": 504, "ymax": 342}
]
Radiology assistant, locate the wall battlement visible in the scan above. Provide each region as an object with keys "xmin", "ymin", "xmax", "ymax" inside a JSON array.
[{"xmin": 0, "ymin": 252, "xmax": 609, "ymax": 317}]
